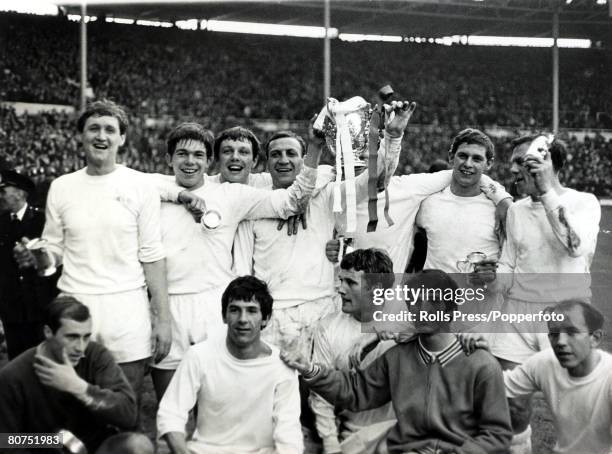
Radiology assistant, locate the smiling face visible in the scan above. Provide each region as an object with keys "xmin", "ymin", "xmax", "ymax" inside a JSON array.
[
  {"xmin": 510, "ymin": 142, "xmax": 538, "ymax": 197},
  {"xmin": 223, "ymin": 298, "xmax": 269, "ymax": 350},
  {"xmin": 44, "ymin": 317, "xmax": 93, "ymax": 366},
  {"xmin": 267, "ymin": 137, "xmax": 304, "ymax": 189},
  {"xmin": 450, "ymin": 143, "xmax": 491, "ymax": 193},
  {"xmin": 167, "ymin": 139, "xmax": 208, "ymax": 190},
  {"xmin": 80, "ymin": 115, "xmax": 126, "ymax": 169},
  {"xmin": 218, "ymin": 139, "xmax": 257, "ymax": 184}
]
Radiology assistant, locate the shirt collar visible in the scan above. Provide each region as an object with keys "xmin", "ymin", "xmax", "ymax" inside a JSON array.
[
  {"xmin": 417, "ymin": 336, "xmax": 463, "ymax": 367},
  {"xmin": 13, "ymin": 203, "xmax": 28, "ymax": 221}
]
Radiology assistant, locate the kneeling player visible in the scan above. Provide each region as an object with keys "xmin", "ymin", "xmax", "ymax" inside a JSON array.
[
  {"xmin": 157, "ymin": 276, "xmax": 303, "ymax": 454},
  {"xmin": 282, "ymin": 270, "xmax": 512, "ymax": 453}
]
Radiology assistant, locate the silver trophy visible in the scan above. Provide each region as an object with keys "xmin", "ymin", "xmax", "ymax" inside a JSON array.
[{"xmin": 313, "ymin": 96, "xmax": 373, "ymax": 168}]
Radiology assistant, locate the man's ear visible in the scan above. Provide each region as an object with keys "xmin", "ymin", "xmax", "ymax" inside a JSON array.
[
  {"xmin": 261, "ymin": 314, "xmax": 271, "ymax": 329},
  {"xmin": 165, "ymin": 153, "xmax": 173, "ymax": 168},
  {"xmin": 590, "ymin": 329, "xmax": 604, "ymax": 348},
  {"xmin": 43, "ymin": 325, "xmax": 53, "ymax": 340},
  {"xmin": 370, "ymin": 282, "xmax": 383, "ymax": 293},
  {"xmin": 251, "ymin": 153, "xmax": 259, "ymax": 170},
  {"xmin": 119, "ymin": 133, "xmax": 126, "ymax": 147}
]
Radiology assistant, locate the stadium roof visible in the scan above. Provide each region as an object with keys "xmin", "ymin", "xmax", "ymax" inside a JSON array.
[{"xmin": 58, "ymin": 0, "xmax": 612, "ymax": 43}]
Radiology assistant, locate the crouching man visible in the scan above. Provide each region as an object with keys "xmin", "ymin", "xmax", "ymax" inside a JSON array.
[
  {"xmin": 282, "ymin": 270, "xmax": 512, "ymax": 454},
  {"xmin": 0, "ymin": 296, "xmax": 139, "ymax": 453},
  {"xmin": 503, "ymin": 300, "xmax": 612, "ymax": 454},
  {"xmin": 157, "ymin": 276, "xmax": 303, "ymax": 454}
]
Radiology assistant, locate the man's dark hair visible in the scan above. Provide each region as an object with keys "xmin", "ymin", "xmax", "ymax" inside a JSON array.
[
  {"xmin": 221, "ymin": 276, "xmax": 273, "ymax": 321},
  {"xmin": 404, "ymin": 269, "xmax": 459, "ymax": 315},
  {"xmin": 341, "ymin": 248, "xmax": 395, "ymax": 289},
  {"xmin": 264, "ymin": 131, "xmax": 307, "ymax": 159},
  {"xmin": 213, "ymin": 126, "xmax": 260, "ymax": 161},
  {"xmin": 511, "ymin": 134, "xmax": 566, "ymax": 172},
  {"xmin": 448, "ymin": 128, "xmax": 495, "ymax": 162},
  {"xmin": 77, "ymin": 99, "xmax": 129, "ymax": 135},
  {"xmin": 45, "ymin": 296, "xmax": 91, "ymax": 334},
  {"xmin": 166, "ymin": 122, "xmax": 214, "ymax": 159},
  {"xmin": 548, "ymin": 300, "xmax": 605, "ymax": 333}
]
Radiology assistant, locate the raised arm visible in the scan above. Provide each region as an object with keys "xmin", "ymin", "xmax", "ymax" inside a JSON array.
[
  {"xmin": 349, "ymin": 133, "xmax": 402, "ymax": 206},
  {"xmin": 146, "ymin": 173, "xmax": 206, "ymax": 221},
  {"xmin": 75, "ymin": 348, "xmax": 138, "ymax": 428},
  {"xmin": 526, "ymin": 151, "xmax": 600, "ymax": 258},
  {"xmin": 540, "ymin": 190, "xmax": 601, "ymax": 258},
  {"xmin": 350, "ymin": 101, "xmax": 415, "ymax": 205},
  {"xmin": 239, "ymin": 144, "xmax": 320, "ymax": 221},
  {"xmin": 32, "ymin": 347, "xmax": 138, "ymax": 429}
]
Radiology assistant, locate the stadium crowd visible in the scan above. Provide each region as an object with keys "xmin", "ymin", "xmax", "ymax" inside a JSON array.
[
  {"xmin": 3, "ymin": 105, "xmax": 612, "ymax": 201},
  {"xmin": 2, "ymin": 13, "xmax": 612, "ymax": 199},
  {"xmin": 2, "ymin": 12, "xmax": 612, "ymax": 129}
]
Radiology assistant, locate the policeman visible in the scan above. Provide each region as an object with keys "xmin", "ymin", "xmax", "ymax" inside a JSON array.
[{"xmin": 0, "ymin": 170, "xmax": 59, "ymax": 359}]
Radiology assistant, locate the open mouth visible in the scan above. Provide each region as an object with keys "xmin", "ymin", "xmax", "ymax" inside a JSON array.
[
  {"xmin": 459, "ymin": 169, "xmax": 474, "ymax": 176},
  {"xmin": 227, "ymin": 165, "xmax": 243, "ymax": 172},
  {"xmin": 93, "ymin": 143, "xmax": 108, "ymax": 150},
  {"xmin": 275, "ymin": 168, "xmax": 293, "ymax": 174},
  {"xmin": 181, "ymin": 168, "xmax": 199, "ymax": 175}
]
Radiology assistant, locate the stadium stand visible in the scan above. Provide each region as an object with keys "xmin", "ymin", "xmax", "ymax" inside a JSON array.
[{"xmin": 1, "ymin": 12, "xmax": 612, "ymax": 198}]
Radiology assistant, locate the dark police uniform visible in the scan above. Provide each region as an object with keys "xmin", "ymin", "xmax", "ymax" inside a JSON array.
[{"xmin": 0, "ymin": 171, "xmax": 59, "ymax": 359}]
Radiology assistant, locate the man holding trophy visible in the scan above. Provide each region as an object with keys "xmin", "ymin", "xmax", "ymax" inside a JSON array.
[{"xmin": 233, "ymin": 98, "xmax": 424, "ymax": 357}]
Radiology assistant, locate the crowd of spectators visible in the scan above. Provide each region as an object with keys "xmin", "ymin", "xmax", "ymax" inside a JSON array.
[
  {"xmin": 2, "ymin": 105, "xmax": 612, "ymax": 202},
  {"xmin": 398, "ymin": 124, "xmax": 612, "ymax": 196},
  {"xmin": 2, "ymin": 12, "xmax": 612, "ymax": 128},
  {"xmin": 1, "ymin": 12, "xmax": 612, "ymax": 199}
]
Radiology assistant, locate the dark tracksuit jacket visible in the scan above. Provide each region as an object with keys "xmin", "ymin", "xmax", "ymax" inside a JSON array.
[{"xmin": 305, "ymin": 337, "xmax": 512, "ymax": 454}]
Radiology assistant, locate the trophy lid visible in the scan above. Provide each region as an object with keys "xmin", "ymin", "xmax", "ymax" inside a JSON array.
[{"xmin": 313, "ymin": 96, "xmax": 373, "ymax": 168}]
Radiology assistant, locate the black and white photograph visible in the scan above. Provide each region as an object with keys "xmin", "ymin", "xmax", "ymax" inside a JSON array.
[{"xmin": 1, "ymin": 0, "xmax": 611, "ymax": 453}]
